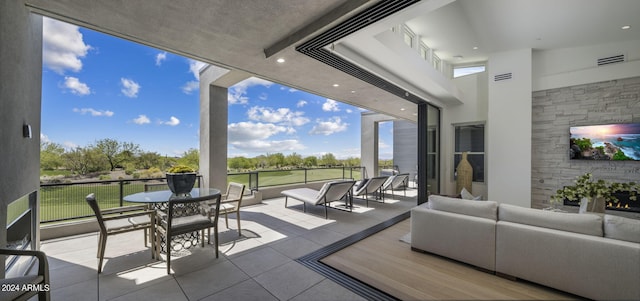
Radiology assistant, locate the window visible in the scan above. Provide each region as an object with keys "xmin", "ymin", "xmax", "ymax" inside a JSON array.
[
  {"xmin": 453, "ymin": 65, "xmax": 486, "ymax": 78},
  {"xmin": 454, "ymin": 124, "xmax": 485, "ymax": 182},
  {"xmin": 432, "ymin": 53, "xmax": 441, "ymax": 71},
  {"xmin": 419, "ymin": 43, "xmax": 429, "ymax": 61},
  {"xmin": 402, "ymin": 25, "xmax": 414, "ymax": 48}
]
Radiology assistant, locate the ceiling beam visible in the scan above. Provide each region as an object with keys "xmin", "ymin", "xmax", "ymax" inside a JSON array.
[{"xmin": 263, "ymin": 0, "xmax": 369, "ymax": 58}]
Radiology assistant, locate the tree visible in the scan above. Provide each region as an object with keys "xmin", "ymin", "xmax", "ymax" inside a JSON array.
[
  {"xmin": 320, "ymin": 153, "xmax": 338, "ymax": 167},
  {"xmin": 40, "ymin": 141, "xmax": 65, "ymax": 170},
  {"xmin": 267, "ymin": 152, "xmax": 285, "ymax": 168},
  {"xmin": 136, "ymin": 151, "xmax": 162, "ymax": 169},
  {"xmin": 342, "ymin": 156, "xmax": 360, "ymax": 167},
  {"xmin": 285, "ymin": 152, "xmax": 303, "ymax": 167},
  {"xmin": 94, "ymin": 138, "xmax": 140, "ymax": 171},
  {"xmin": 228, "ymin": 156, "xmax": 253, "ymax": 170},
  {"xmin": 303, "ymin": 156, "xmax": 317, "ymax": 167},
  {"xmin": 63, "ymin": 147, "xmax": 108, "ymax": 175},
  {"xmin": 177, "ymin": 148, "xmax": 199, "ymax": 170}
]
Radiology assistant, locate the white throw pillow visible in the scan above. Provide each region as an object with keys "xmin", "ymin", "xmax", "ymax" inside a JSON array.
[
  {"xmin": 604, "ymin": 214, "xmax": 640, "ymax": 243},
  {"xmin": 461, "ymin": 187, "xmax": 482, "ymax": 200}
]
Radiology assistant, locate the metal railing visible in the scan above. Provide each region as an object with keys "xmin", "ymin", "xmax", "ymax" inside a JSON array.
[{"xmin": 40, "ymin": 166, "xmax": 363, "ymax": 224}]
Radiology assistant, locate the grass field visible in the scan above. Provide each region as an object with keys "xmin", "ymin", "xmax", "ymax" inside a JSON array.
[{"xmin": 39, "ymin": 167, "xmax": 362, "ymax": 223}]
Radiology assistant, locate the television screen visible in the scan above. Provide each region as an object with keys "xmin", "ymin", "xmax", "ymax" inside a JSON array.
[{"xmin": 570, "ymin": 123, "xmax": 640, "ymax": 161}]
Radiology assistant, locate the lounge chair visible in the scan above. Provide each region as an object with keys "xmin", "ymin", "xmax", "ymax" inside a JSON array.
[
  {"xmin": 352, "ymin": 176, "xmax": 389, "ymax": 207},
  {"xmin": 382, "ymin": 173, "xmax": 409, "ymax": 197},
  {"xmin": 282, "ymin": 180, "xmax": 356, "ymax": 219}
]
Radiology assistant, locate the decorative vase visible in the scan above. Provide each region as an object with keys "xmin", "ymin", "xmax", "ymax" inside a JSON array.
[
  {"xmin": 166, "ymin": 172, "xmax": 196, "ymax": 195},
  {"xmin": 579, "ymin": 196, "xmax": 606, "ymax": 214},
  {"xmin": 456, "ymin": 152, "xmax": 473, "ymax": 194}
]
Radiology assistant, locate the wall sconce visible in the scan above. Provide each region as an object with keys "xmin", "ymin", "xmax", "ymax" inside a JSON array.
[{"xmin": 23, "ymin": 124, "xmax": 32, "ymax": 138}]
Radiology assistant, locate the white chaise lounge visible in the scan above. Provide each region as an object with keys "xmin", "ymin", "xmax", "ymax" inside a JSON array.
[
  {"xmin": 353, "ymin": 176, "xmax": 389, "ymax": 207},
  {"xmin": 382, "ymin": 173, "xmax": 409, "ymax": 197},
  {"xmin": 282, "ymin": 180, "xmax": 356, "ymax": 219}
]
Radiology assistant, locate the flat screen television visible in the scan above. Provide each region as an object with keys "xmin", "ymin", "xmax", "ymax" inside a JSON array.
[{"xmin": 569, "ymin": 123, "xmax": 640, "ymax": 161}]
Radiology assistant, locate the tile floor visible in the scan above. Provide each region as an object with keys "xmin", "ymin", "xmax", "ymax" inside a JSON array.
[{"xmin": 40, "ymin": 191, "xmax": 417, "ymax": 300}]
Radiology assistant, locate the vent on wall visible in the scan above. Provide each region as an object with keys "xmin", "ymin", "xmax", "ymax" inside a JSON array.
[
  {"xmin": 494, "ymin": 73, "xmax": 512, "ymax": 81},
  {"xmin": 597, "ymin": 54, "xmax": 625, "ymax": 66}
]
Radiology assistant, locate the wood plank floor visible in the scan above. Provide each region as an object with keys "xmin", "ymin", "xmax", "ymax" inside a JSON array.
[{"xmin": 321, "ymin": 218, "xmax": 583, "ymax": 300}]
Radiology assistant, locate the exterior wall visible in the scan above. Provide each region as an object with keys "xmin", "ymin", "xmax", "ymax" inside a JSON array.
[
  {"xmin": 0, "ymin": 1, "xmax": 43, "ymax": 254},
  {"xmin": 531, "ymin": 76, "xmax": 640, "ymax": 218},
  {"xmin": 393, "ymin": 120, "xmax": 417, "ymax": 180},
  {"xmin": 487, "ymin": 49, "xmax": 532, "ymax": 207},
  {"xmin": 361, "ymin": 112, "xmax": 396, "ymax": 178}
]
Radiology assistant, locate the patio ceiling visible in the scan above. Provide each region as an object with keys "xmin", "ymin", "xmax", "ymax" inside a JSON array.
[{"xmin": 24, "ymin": 0, "xmax": 640, "ymax": 121}]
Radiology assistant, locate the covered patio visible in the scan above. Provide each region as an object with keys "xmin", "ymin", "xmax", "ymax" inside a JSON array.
[{"xmin": 41, "ymin": 193, "xmax": 416, "ymax": 300}]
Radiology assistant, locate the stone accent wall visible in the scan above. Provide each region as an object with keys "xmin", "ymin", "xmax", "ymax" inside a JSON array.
[{"xmin": 531, "ymin": 76, "xmax": 640, "ymax": 218}]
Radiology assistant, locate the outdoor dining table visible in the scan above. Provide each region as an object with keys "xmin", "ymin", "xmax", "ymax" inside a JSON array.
[{"xmin": 124, "ymin": 188, "xmax": 221, "ymax": 253}]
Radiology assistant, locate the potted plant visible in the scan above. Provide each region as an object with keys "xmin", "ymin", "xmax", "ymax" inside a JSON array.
[
  {"xmin": 550, "ymin": 173, "xmax": 639, "ymax": 213},
  {"xmin": 166, "ymin": 164, "xmax": 197, "ymax": 195}
]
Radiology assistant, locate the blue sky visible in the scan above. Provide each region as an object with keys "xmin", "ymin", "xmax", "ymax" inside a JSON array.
[{"xmin": 41, "ymin": 17, "xmax": 393, "ymax": 159}]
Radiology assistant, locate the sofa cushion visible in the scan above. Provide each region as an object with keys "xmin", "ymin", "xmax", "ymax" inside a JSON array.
[
  {"xmin": 498, "ymin": 204, "xmax": 603, "ymax": 237},
  {"xmin": 427, "ymin": 195, "xmax": 497, "ymax": 220},
  {"xmin": 604, "ymin": 214, "xmax": 640, "ymax": 243}
]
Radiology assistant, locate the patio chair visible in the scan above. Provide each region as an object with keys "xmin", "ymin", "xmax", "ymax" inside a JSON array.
[
  {"xmin": 382, "ymin": 173, "xmax": 410, "ymax": 197},
  {"xmin": 282, "ymin": 180, "xmax": 356, "ymax": 219},
  {"xmin": 0, "ymin": 248, "xmax": 50, "ymax": 301},
  {"xmin": 85, "ymin": 193, "xmax": 156, "ymax": 273},
  {"xmin": 352, "ymin": 176, "xmax": 389, "ymax": 207},
  {"xmin": 155, "ymin": 193, "xmax": 221, "ymax": 274},
  {"xmin": 203, "ymin": 182, "xmax": 245, "ymax": 236}
]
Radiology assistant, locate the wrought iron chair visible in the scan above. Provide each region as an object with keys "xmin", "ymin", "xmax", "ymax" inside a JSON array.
[
  {"xmin": 85, "ymin": 193, "xmax": 155, "ymax": 273},
  {"xmin": 155, "ymin": 193, "xmax": 221, "ymax": 274}
]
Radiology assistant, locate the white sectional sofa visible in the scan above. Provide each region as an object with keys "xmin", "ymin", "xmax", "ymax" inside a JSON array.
[{"xmin": 411, "ymin": 195, "xmax": 640, "ymax": 301}]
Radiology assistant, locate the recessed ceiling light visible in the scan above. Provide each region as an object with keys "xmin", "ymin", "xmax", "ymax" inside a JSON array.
[
  {"xmin": 622, "ymin": 25, "xmax": 631, "ymax": 30},
  {"xmin": 472, "ymin": 46, "xmax": 478, "ymax": 50},
  {"xmin": 276, "ymin": 58, "xmax": 285, "ymax": 63},
  {"xmin": 351, "ymin": 90, "xmax": 356, "ymax": 93},
  {"xmin": 453, "ymin": 55, "xmax": 463, "ymax": 60},
  {"xmin": 333, "ymin": 84, "xmax": 339, "ymax": 87},
  {"xmin": 400, "ymin": 108, "xmax": 406, "ymax": 111}
]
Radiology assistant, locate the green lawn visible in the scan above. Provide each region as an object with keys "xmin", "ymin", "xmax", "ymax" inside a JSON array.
[{"xmin": 40, "ymin": 168, "xmax": 362, "ymax": 223}]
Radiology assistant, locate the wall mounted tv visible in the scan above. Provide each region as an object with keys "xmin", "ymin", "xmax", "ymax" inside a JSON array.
[{"xmin": 570, "ymin": 123, "xmax": 640, "ymax": 161}]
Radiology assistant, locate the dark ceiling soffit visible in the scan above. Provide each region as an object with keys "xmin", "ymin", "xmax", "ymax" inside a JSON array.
[
  {"xmin": 295, "ymin": 0, "xmax": 424, "ymax": 105},
  {"xmin": 263, "ymin": 0, "xmax": 369, "ymax": 58}
]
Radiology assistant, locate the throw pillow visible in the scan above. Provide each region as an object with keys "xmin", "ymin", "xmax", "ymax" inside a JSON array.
[{"xmin": 461, "ymin": 187, "xmax": 482, "ymax": 200}]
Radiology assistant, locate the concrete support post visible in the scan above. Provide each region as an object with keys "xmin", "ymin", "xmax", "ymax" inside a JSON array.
[
  {"xmin": 199, "ymin": 66, "xmax": 230, "ymax": 191},
  {"xmin": 361, "ymin": 112, "xmax": 396, "ymax": 179}
]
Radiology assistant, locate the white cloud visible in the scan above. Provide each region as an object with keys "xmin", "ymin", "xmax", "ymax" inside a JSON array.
[
  {"xmin": 188, "ymin": 59, "xmax": 207, "ymax": 80},
  {"xmin": 133, "ymin": 115, "xmax": 151, "ymax": 125},
  {"xmin": 42, "ymin": 17, "xmax": 91, "ymax": 74},
  {"xmin": 156, "ymin": 52, "xmax": 167, "ymax": 66},
  {"xmin": 182, "ymin": 81, "xmax": 199, "ymax": 94},
  {"xmin": 309, "ymin": 117, "xmax": 348, "ymax": 136},
  {"xmin": 378, "ymin": 139, "xmax": 390, "ymax": 149},
  {"xmin": 228, "ymin": 77, "xmax": 273, "ymax": 105},
  {"xmin": 120, "ymin": 78, "xmax": 140, "ymax": 98},
  {"xmin": 163, "ymin": 116, "xmax": 180, "ymax": 126},
  {"xmin": 346, "ymin": 109, "xmax": 353, "ymax": 113},
  {"xmin": 322, "ymin": 99, "xmax": 340, "ymax": 112},
  {"xmin": 228, "ymin": 122, "xmax": 287, "ymax": 141},
  {"xmin": 230, "ymin": 139, "xmax": 304, "ymax": 153},
  {"xmin": 63, "ymin": 141, "xmax": 78, "ymax": 150},
  {"xmin": 247, "ymin": 106, "xmax": 310, "ymax": 126},
  {"xmin": 40, "ymin": 133, "xmax": 51, "ymax": 143},
  {"xmin": 73, "ymin": 108, "xmax": 114, "ymax": 117},
  {"xmin": 297, "ymin": 100, "xmax": 307, "ymax": 108},
  {"xmin": 64, "ymin": 76, "xmax": 91, "ymax": 95}
]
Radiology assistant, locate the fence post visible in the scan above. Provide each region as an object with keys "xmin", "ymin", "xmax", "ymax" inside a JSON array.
[
  {"xmin": 119, "ymin": 180, "xmax": 124, "ymax": 207},
  {"xmin": 304, "ymin": 168, "xmax": 308, "ymax": 184}
]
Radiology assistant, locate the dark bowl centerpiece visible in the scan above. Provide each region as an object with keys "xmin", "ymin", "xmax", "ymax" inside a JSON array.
[{"xmin": 166, "ymin": 165, "xmax": 197, "ymax": 195}]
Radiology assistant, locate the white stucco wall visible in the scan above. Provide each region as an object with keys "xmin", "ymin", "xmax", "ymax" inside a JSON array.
[{"xmin": 487, "ymin": 49, "xmax": 532, "ymax": 207}]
